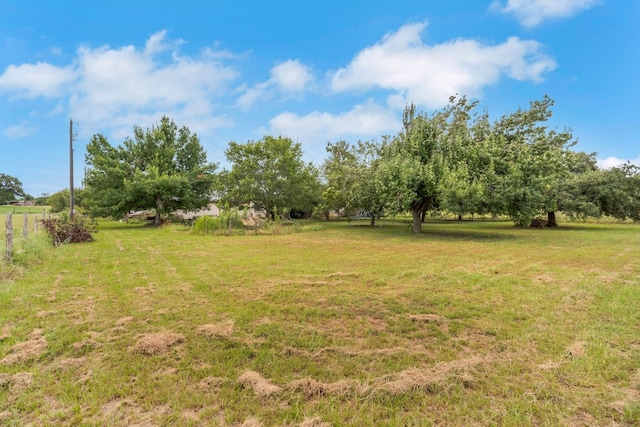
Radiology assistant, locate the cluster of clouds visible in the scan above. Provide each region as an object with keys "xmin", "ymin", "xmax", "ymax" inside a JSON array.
[{"xmin": 0, "ymin": 0, "xmax": 601, "ymax": 152}]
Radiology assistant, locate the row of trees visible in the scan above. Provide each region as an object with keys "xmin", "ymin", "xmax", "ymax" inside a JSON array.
[{"xmin": 76, "ymin": 97, "xmax": 639, "ymax": 233}]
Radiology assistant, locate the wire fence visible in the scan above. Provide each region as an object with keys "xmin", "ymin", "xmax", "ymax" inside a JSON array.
[{"xmin": 3, "ymin": 212, "xmax": 53, "ymax": 262}]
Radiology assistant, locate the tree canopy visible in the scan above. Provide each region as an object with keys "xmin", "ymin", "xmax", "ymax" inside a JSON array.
[
  {"xmin": 0, "ymin": 173, "xmax": 25, "ymax": 204},
  {"xmin": 219, "ymin": 136, "xmax": 320, "ymax": 218},
  {"xmin": 84, "ymin": 116, "xmax": 217, "ymax": 223}
]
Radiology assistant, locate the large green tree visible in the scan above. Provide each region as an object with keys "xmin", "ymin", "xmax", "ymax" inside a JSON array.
[
  {"xmin": 488, "ymin": 96, "xmax": 575, "ymax": 226},
  {"xmin": 376, "ymin": 98, "xmax": 475, "ymax": 233},
  {"xmin": 219, "ymin": 136, "xmax": 320, "ymax": 218},
  {"xmin": 84, "ymin": 116, "xmax": 217, "ymax": 223},
  {"xmin": 0, "ymin": 173, "xmax": 25, "ymax": 204}
]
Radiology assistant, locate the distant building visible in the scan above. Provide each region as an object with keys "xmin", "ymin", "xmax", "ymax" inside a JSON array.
[{"xmin": 8, "ymin": 200, "xmax": 35, "ymax": 206}]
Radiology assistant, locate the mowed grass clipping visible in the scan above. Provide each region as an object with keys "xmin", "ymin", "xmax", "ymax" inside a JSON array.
[{"xmin": 1, "ymin": 219, "xmax": 639, "ymax": 426}]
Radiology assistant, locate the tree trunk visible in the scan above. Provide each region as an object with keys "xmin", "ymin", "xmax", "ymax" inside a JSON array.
[
  {"xmin": 370, "ymin": 215, "xmax": 376, "ymax": 227},
  {"xmin": 155, "ymin": 195, "xmax": 163, "ymax": 225},
  {"xmin": 458, "ymin": 214, "xmax": 462, "ymax": 221},
  {"xmin": 547, "ymin": 211, "xmax": 558, "ymax": 227},
  {"xmin": 412, "ymin": 209, "xmax": 422, "ymax": 234},
  {"xmin": 420, "ymin": 210, "xmax": 426, "ymax": 223}
]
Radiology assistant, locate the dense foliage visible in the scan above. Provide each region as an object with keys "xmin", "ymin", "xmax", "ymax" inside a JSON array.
[
  {"xmin": 84, "ymin": 116, "xmax": 217, "ymax": 223},
  {"xmin": 16, "ymin": 99, "xmax": 638, "ymax": 232},
  {"xmin": 0, "ymin": 173, "xmax": 25, "ymax": 204},
  {"xmin": 218, "ymin": 136, "xmax": 320, "ymax": 218}
]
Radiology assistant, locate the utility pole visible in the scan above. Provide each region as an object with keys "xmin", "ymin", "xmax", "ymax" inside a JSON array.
[{"xmin": 69, "ymin": 119, "xmax": 75, "ymax": 221}]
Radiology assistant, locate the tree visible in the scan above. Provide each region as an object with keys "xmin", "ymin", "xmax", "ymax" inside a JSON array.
[
  {"xmin": 219, "ymin": 136, "xmax": 320, "ymax": 219},
  {"xmin": 347, "ymin": 141, "xmax": 387, "ymax": 226},
  {"xmin": 377, "ymin": 98, "xmax": 475, "ymax": 233},
  {"xmin": 0, "ymin": 173, "xmax": 25, "ymax": 204},
  {"xmin": 320, "ymin": 141, "xmax": 361, "ymax": 219},
  {"xmin": 47, "ymin": 188, "xmax": 87, "ymax": 213},
  {"xmin": 85, "ymin": 116, "xmax": 217, "ymax": 223},
  {"xmin": 489, "ymin": 96, "xmax": 575, "ymax": 226},
  {"xmin": 565, "ymin": 163, "xmax": 640, "ymax": 221}
]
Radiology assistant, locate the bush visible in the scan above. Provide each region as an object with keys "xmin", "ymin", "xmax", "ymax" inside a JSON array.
[
  {"xmin": 42, "ymin": 216, "xmax": 97, "ymax": 246},
  {"xmin": 192, "ymin": 210, "xmax": 244, "ymax": 236}
]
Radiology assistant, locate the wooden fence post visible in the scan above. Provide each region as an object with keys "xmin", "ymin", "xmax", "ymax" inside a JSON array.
[
  {"xmin": 5, "ymin": 213, "xmax": 12, "ymax": 262},
  {"xmin": 23, "ymin": 213, "xmax": 28, "ymax": 239},
  {"xmin": 34, "ymin": 214, "xmax": 39, "ymax": 234}
]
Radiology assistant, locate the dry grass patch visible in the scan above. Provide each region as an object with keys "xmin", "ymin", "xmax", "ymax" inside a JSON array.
[
  {"xmin": 197, "ymin": 320, "xmax": 234, "ymax": 339},
  {"xmin": 53, "ymin": 356, "xmax": 87, "ymax": 371},
  {"xmin": 238, "ymin": 370, "xmax": 282, "ymax": 397},
  {"xmin": 115, "ymin": 316, "xmax": 134, "ymax": 326},
  {"xmin": 0, "ymin": 372, "xmax": 34, "ymax": 402},
  {"xmin": 368, "ymin": 355, "xmax": 488, "ymax": 395},
  {"xmin": 132, "ymin": 331, "xmax": 185, "ymax": 355},
  {"xmin": 0, "ymin": 322, "xmax": 14, "ymax": 340},
  {"xmin": 288, "ymin": 377, "xmax": 359, "ymax": 398},
  {"xmin": 0, "ymin": 329, "xmax": 47, "ymax": 365},
  {"xmin": 241, "ymin": 417, "xmax": 263, "ymax": 427},
  {"xmin": 299, "ymin": 417, "xmax": 331, "ymax": 427}
]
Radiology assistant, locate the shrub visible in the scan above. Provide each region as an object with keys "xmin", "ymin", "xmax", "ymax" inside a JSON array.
[{"xmin": 192, "ymin": 210, "xmax": 244, "ymax": 236}]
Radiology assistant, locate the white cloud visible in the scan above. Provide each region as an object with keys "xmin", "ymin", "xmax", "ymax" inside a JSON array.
[
  {"xmin": 271, "ymin": 60, "xmax": 313, "ymax": 93},
  {"xmin": 0, "ymin": 62, "xmax": 76, "ymax": 98},
  {"xmin": 492, "ymin": 0, "xmax": 599, "ymax": 27},
  {"xmin": 2, "ymin": 121, "xmax": 37, "ymax": 139},
  {"xmin": 597, "ymin": 155, "xmax": 640, "ymax": 169},
  {"xmin": 0, "ymin": 31, "xmax": 238, "ymax": 138},
  {"xmin": 237, "ymin": 59, "xmax": 313, "ymax": 109},
  {"xmin": 330, "ymin": 22, "xmax": 556, "ymax": 110},
  {"xmin": 69, "ymin": 31, "xmax": 238, "ymax": 136},
  {"xmin": 268, "ymin": 101, "xmax": 400, "ymax": 144}
]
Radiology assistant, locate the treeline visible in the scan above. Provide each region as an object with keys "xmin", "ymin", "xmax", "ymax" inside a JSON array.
[{"xmin": 66, "ymin": 96, "xmax": 640, "ymax": 232}]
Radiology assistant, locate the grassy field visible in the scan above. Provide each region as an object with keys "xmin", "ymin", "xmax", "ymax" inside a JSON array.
[
  {"xmin": 0, "ymin": 205, "xmax": 49, "ymax": 215},
  {"xmin": 1, "ymin": 218, "xmax": 639, "ymax": 426}
]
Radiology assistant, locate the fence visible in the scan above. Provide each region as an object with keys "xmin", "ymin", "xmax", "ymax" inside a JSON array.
[{"xmin": 3, "ymin": 212, "xmax": 52, "ymax": 262}]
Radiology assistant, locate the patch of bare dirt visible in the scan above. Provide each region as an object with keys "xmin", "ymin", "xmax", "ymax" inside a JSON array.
[
  {"xmin": 534, "ymin": 274, "xmax": 555, "ymax": 283},
  {"xmin": 0, "ymin": 372, "xmax": 34, "ymax": 402},
  {"xmin": 0, "ymin": 329, "xmax": 47, "ymax": 365},
  {"xmin": 132, "ymin": 332, "xmax": 185, "ymax": 355},
  {"xmin": 299, "ymin": 417, "xmax": 331, "ymax": 427},
  {"xmin": 608, "ymin": 386, "xmax": 640, "ymax": 414},
  {"xmin": 197, "ymin": 321, "xmax": 234, "ymax": 339},
  {"xmin": 538, "ymin": 360, "xmax": 561, "ymax": 370},
  {"xmin": 564, "ymin": 410, "xmax": 596, "ymax": 427},
  {"xmin": 101, "ymin": 398, "xmax": 170, "ymax": 426},
  {"xmin": 116, "ymin": 316, "xmax": 134, "ymax": 326},
  {"xmin": 238, "ymin": 370, "xmax": 282, "ymax": 397},
  {"xmin": 0, "ymin": 322, "xmax": 14, "ymax": 340},
  {"xmin": 53, "ymin": 356, "xmax": 87, "ymax": 371},
  {"xmin": 36, "ymin": 310, "xmax": 56, "ymax": 318},
  {"xmin": 241, "ymin": 417, "xmax": 263, "ymax": 427},
  {"xmin": 566, "ymin": 342, "xmax": 586, "ymax": 359}
]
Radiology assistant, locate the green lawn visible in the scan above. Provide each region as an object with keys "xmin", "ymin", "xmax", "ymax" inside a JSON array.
[{"xmin": 1, "ymin": 219, "xmax": 639, "ymax": 426}]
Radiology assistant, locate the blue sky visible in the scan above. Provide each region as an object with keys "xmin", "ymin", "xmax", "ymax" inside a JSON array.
[{"xmin": 1, "ymin": 0, "xmax": 638, "ymax": 197}]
